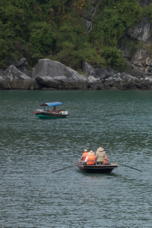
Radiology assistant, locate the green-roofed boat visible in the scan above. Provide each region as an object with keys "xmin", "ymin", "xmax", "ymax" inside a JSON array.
[{"xmin": 33, "ymin": 102, "xmax": 69, "ymax": 119}]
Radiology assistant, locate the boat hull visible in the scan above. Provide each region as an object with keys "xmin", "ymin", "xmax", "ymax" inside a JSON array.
[
  {"xmin": 35, "ymin": 112, "xmax": 68, "ymax": 119},
  {"xmin": 77, "ymin": 162, "xmax": 118, "ymax": 173}
]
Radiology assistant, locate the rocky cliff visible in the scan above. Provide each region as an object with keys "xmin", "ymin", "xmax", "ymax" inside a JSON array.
[
  {"xmin": 1, "ymin": 58, "xmax": 152, "ymax": 90},
  {"xmin": 1, "ymin": 0, "xmax": 152, "ymax": 90},
  {"xmin": 122, "ymin": 17, "xmax": 152, "ymax": 75}
]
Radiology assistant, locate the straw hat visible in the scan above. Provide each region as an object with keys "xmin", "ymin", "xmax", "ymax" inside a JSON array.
[{"xmin": 98, "ymin": 147, "xmax": 105, "ymax": 152}]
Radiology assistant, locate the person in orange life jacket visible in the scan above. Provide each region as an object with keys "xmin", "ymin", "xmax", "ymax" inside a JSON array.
[
  {"xmin": 85, "ymin": 150, "xmax": 97, "ymax": 165},
  {"xmin": 80, "ymin": 149, "xmax": 89, "ymax": 161}
]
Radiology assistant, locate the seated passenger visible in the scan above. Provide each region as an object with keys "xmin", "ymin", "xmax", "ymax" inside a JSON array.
[
  {"xmin": 85, "ymin": 150, "xmax": 96, "ymax": 165},
  {"xmin": 52, "ymin": 106, "xmax": 58, "ymax": 113},
  {"xmin": 96, "ymin": 146, "xmax": 107, "ymax": 164},
  {"xmin": 80, "ymin": 149, "xmax": 89, "ymax": 161}
]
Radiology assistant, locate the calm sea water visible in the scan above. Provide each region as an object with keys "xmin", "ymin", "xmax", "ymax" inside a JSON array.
[{"xmin": 0, "ymin": 90, "xmax": 152, "ymax": 228}]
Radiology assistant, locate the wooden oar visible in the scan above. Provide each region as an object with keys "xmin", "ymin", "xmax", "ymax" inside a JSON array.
[
  {"xmin": 119, "ymin": 163, "xmax": 142, "ymax": 172},
  {"xmin": 52, "ymin": 162, "xmax": 142, "ymax": 173},
  {"xmin": 52, "ymin": 164, "xmax": 74, "ymax": 173}
]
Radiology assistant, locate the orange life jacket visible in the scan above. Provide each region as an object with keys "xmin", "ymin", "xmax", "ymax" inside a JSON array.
[
  {"xmin": 81, "ymin": 152, "xmax": 89, "ymax": 161},
  {"xmin": 86, "ymin": 153, "xmax": 96, "ymax": 165}
]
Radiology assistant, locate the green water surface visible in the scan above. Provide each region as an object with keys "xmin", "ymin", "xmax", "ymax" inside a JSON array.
[{"xmin": 0, "ymin": 90, "xmax": 152, "ymax": 228}]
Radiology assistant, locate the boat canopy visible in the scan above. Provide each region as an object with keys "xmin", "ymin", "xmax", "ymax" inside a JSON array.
[{"xmin": 40, "ymin": 102, "xmax": 63, "ymax": 107}]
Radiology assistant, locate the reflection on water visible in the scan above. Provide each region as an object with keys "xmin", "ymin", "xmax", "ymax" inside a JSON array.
[{"xmin": 0, "ymin": 90, "xmax": 152, "ymax": 227}]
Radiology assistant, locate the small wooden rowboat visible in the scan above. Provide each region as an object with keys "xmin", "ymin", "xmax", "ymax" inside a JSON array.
[{"xmin": 77, "ymin": 162, "xmax": 118, "ymax": 173}]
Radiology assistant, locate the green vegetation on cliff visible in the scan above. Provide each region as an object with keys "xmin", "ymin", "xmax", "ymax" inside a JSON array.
[{"xmin": 0, "ymin": 0, "xmax": 149, "ymax": 70}]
